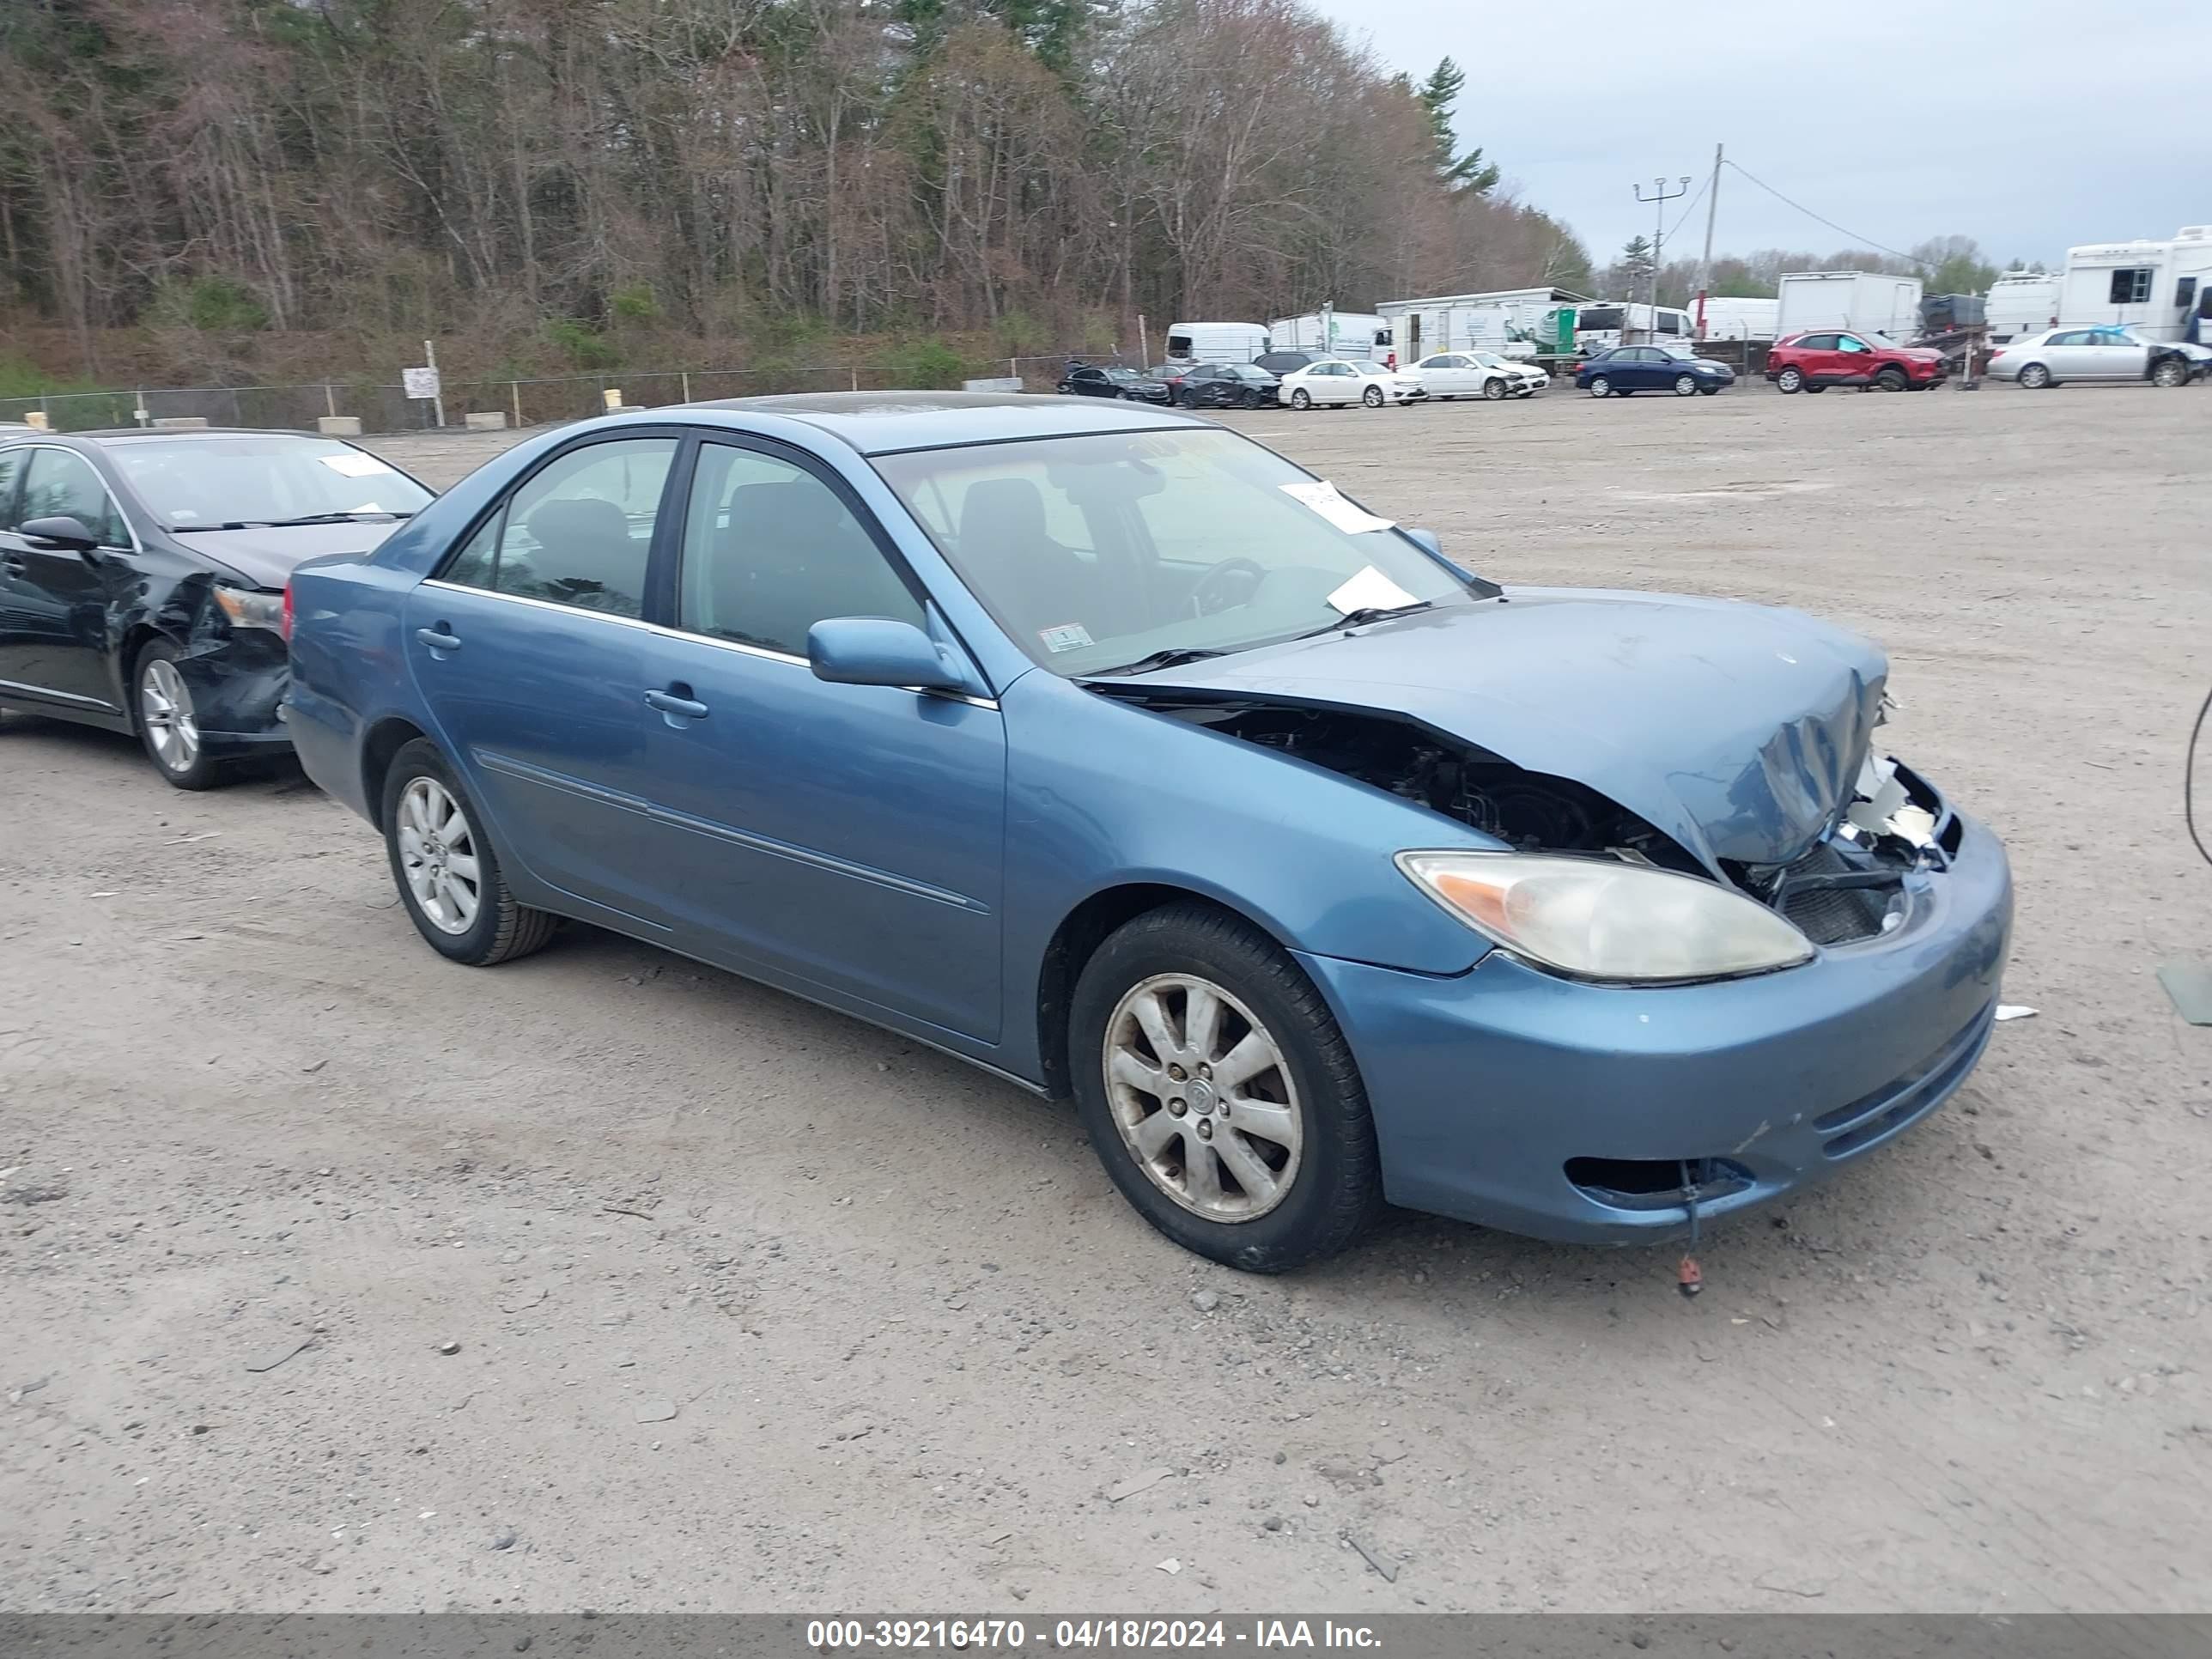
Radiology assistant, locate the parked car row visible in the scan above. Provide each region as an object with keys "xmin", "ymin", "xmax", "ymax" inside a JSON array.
[{"xmin": 1, "ymin": 395, "xmax": 2016, "ymax": 1274}]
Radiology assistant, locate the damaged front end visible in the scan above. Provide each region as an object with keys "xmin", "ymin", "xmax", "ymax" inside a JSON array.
[{"xmin": 1097, "ymin": 690, "xmax": 1957, "ymax": 966}]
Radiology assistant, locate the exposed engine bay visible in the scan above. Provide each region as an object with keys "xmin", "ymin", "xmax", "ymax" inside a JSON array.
[{"xmin": 1114, "ymin": 694, "xmax": 1954, "ymax": 947}]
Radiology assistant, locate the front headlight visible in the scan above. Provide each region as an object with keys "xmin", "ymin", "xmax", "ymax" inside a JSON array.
[
  {"xmin": 1395, "ymin": 851, "xmax": 1814, "ymax": 983},
  {"xmin": 211, "ymin": 586, "xmax": 286, "ymax": 633}
]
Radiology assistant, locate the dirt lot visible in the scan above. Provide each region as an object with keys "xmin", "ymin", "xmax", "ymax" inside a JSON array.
[{"xmin": 3, "ymin": 382, "xmax": 2208, "ymax": 1615}]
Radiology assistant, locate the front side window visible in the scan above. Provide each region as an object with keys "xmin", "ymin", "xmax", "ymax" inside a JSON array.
[
  {"xmin": 678, "ymin": 442, "xmax": 921, "ymax": 658},
  {"xmin": 876, "ymin": 427, "xmax": 1489, "ymax": 678},
  {"xmin": 1838, "ymin": 336, "xmax": 1871, "ymax": 355},
  {"xmin": 442, "ymin": 436, "xmax": 677, "ymax": 618},
  {"xmin": 0, "ymin": 447, "xmax": 23, "ymax": 529},
  {"xmin": 2109, "ymin": 268, "xmax": 2153, "ymax": 304},
  {"xmin": 106, "ymin": 435, "xmax": 432, "ymax": 530},
  {"xmin": 20, "ymin": 449, "xmax": 129, "ymax": 547}
]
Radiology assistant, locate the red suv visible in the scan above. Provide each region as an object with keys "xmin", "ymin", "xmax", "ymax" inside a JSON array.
[{"xmin": 1765, "ymin": 331, "xmax": 1946, "ymax": 393}]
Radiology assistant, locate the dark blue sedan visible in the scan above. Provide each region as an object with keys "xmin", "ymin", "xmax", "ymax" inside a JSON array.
[
  {"xmin": 1577, "ymin": 344, "xmax": 1737, "ymax": 398},
  {"xmin": 284, "ymin": 392, "xmax": 2011, "ymax": 1270}
]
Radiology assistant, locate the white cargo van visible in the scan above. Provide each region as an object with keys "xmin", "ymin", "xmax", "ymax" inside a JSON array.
[
  {"xmin": 1985, "ymin": 272, "xmax": 2059, "ymax": 342},
  {"xmin": 1162, "ymin": 322, "xmax": 1269, "ymax": 364}
]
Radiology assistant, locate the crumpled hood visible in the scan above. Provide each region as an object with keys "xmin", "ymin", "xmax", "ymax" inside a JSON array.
[
  {"xmin": 165, "ymin": 520, "xmax": 408, "ymax": 590},
  {"xmin": 1118, "ymin": 587, "xmax": 1888, "ymax": 872}
]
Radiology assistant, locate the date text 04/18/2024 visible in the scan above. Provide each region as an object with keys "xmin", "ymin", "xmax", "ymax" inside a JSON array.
[{"xmin": 804, "ymin": 1620, "xmax": 1382, "ymax": 1649}]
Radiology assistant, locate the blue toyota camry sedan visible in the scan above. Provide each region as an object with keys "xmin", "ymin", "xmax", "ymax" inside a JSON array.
[{"xmin": 284, "ymin": 393, "xmax": 2012, "ymax": 1271}]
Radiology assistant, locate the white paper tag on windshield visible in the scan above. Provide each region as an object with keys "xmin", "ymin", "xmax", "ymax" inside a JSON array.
[
  {"xmin": 1279, "ymin": 479, "xmax": 1395, "ymax": 535},
  {"xmin": 319, "ymin": 453, "xmax": 393, "ymax": 477},
  {"xmin": 1038, "ymin": 622, "xmax": 1093, "ymax": 653},
  {"xmin": 1326, "ymin": 566, "xmax": 1421, "ymax": 617}
]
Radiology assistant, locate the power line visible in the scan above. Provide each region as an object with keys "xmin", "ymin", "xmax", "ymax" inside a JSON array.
[
  {"xmin": 1723, "ymin": 159, "xmax": 1934, "ymax": 270},
  {"xmin": 1664, "ymin": 173, "xmax": 1710, "ymax": 245}
]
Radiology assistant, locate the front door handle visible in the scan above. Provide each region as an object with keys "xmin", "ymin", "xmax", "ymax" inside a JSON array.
[
  {"xmin": 645, "ymin": 686, "xmax": 709, "ymax": 725},
  {"xmin": 0, "ymin": 551, "xmax": 24, "ymax": 576},
  {"xmin": 416, "ymin": 625, "xmax": 462, "ymax": 655}
]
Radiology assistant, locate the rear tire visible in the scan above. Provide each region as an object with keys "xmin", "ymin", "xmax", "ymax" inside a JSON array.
[
  {"xmin": 1070, "ymin": 902, "xmax": 1383, "ymax": 1273},
  {"xmin": 1290, "ymin": 388, "xmax": 1311, "ymax": 410},
  {"xmin": 1588, "ymin": 376, "xmax": 1612, "ymax": 398},
  {"xmin": 380, "ymin": 738, "xmax": 558, "ymax": 966},
  {"xmin": 2019, "ymin": 362, "xmax": 2051, "ymax": 389},
  {"xmin": 1775, "ymin": 366, "xmax": 1804, "ymax": 393}
]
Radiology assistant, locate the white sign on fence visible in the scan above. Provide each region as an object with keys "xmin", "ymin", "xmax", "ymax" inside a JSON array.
[
  {"xmin": 402, "ymin": 367, "xmax": 441, "ymax": 401},
  {"xmin": 963, "ymin": 376, "xmax": 1023, "ymax": 393}
]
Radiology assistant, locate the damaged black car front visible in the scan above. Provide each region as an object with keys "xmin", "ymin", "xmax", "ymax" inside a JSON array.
[{"xmin": 0, "ymin": 428, "xmax": 432, "ymax": 789}]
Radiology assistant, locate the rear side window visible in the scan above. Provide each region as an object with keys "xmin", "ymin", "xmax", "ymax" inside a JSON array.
[
  {"xmin": 0, "ymin": 447, "xmax": 21, "ymax": 529},
  {"xmin": 441, "ymin": 437, "xmax": 677, "ymax": 618},
  {"xmin": 1796, "ymin": 334, "xmax": 1838, "ymax": 351},
  {"xmin": 20, "ymin": 448, "xmax": 129, "ymax": 547}
]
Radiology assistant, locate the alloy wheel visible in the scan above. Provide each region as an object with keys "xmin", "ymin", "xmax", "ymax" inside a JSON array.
[
  {"xmin": 1103, "ymin": 972, "xmax": 1304, "ymax": 1222},
  {"xmin": 396, "ymin": 775, "xmax": 483, "ymax": 936},
  {"xmin": 140, "ymin": 658, "xmax": 200, "ymax": 775}
]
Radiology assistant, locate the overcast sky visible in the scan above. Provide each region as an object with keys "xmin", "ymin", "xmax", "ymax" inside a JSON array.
[{"xmin": 1319, "ymin": 0, "xmax": 2211, "ymax": 272}]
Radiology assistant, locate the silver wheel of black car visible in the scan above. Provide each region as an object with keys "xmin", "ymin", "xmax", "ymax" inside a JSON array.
[
  {"xmin": 1071, "ymin": 902, "xmax": 1382, "ymax": 1272},
  {"xmin": 1104, "ymin": 973, "xmax": 1304, "ymax": 1222},
  {"xmin": 133, "ymin": 640, "xmax": 222, "ymax": 790}
]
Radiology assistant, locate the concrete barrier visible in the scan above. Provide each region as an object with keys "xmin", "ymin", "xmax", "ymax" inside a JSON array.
[
  {"xmin": 317, "ymin": 415, "xmax": 363, "ymax": 437},
  {"xmin": 963, "ymin": 377, "xmax": 1024, "ymax": 393},
  {"xmin": 464, "ymin": 411, "xmax": 508, "ymax": 432},
  {"xmin": 151, "ymin": 416, "xmax": 210, "ymax": 430}
]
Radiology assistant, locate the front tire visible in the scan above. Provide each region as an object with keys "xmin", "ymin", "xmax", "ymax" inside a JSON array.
[
  {"xmin": 1673, "ymin": 374, "xmax": 1697, "ymax": 396},
  {"xmin": 1875, "ymin": 366, "xmax": 1908, "ymax": 392},
  {"xmin": 381, "ymin": 738, "xmax": 558, "ymax": 966},
  {"xmin": 2151, "ymin": 357, "xmax": 2187, "ymax": 388},
  {"xmin": 1482, "ymin": 377, "xmax": 1508, "ymax": 400},
  {"xmin": 134, "ymin": 640, "xmax": 224, "ymax": 791},
  {"xmin": 1775, "ymin": 366, "xmax": 1804, "ymax": 393},
  {"xmin": 1070, "ymin": 903, "xmax": 1382, "ymax": 1273}
]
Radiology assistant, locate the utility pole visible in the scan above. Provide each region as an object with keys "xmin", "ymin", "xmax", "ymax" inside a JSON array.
[
  {"xmin": 1632, "ymin": 175, "xmax": 1692, "ymax": 340},
  {"xmin": 1694, "ymin": 143, "xmax": 1723, "ymax": 339}
]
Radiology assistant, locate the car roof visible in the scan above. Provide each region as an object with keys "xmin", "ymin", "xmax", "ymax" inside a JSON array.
[
  {"xmin": 4, "ymin": 427, "xmax": 352, "ymax": 447},
  {"xmin": 690, "ymin": 391, "xmax": 1203, "ymax": 455}
]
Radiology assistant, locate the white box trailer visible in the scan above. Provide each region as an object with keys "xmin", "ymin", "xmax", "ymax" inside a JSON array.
[
  {"xmin": 1378, "ymin": 287, "xmax": 1589, "ymax": 366},
  {"xmin": 1692, "ymin": 296, "xmax": 1780, "ymax": 340},
  {"xmin": 1775, "ymin": 271, "xmax": 1923, "ymax": 339},
  {"xmin": 2057, "ymin": 228, "xmax": 2212, "ymax": 341},
  {"xmin": 1985, "ymin": 272, "xmax": 2059, "ymax": 342},
  {"xmin": 1162, "ymin": 321, "xmax": 1269, "ymax": 364},
  {"xmin": 1269, "ymin": 312, "xmax": 1391, "ymax": 361},
  {"xmin": 1570, "ymin": 301, "xmax": 1698, "ymax": 350}
]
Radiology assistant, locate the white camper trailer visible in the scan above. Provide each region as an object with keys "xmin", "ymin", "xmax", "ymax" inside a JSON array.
[
  {"xmin": 1986, "ymin": 272, "xmax": 2060, "ymax": 342},
  {"xmin": 1162, "ymin": 322, "xmax": 1269, "ymax": 364},
  {"xmin": 1269, "ymin": 312, "xmax": 1392, "ymax": 361},
  {"xmin": 1775, "ymin": 271, "xmax": 1923, "ymax": 340},
  {"xmin": 2057, "ymin": 228, "xmax": 2212, "ymax": 342},
  {"xmin": 1377, "ymin": 288, "xmax": 1589, "ymax": 365}
]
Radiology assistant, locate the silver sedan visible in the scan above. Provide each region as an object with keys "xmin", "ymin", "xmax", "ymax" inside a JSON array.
[{"xmin": 1987, "ymin": 326, "xmax": 2209, "ymax": 387}]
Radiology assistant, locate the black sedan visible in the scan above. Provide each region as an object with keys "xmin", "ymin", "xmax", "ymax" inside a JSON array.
[
  {"xmin": 1170, "ymin": 362, "xmax": 1282, "ymax": 409},
  {"xmin": 1056, "ymin": 363, "xmax": 1174, "ymax": 403},
  {"xmin": 0, "ymin": 428, "xmax": 434, "ymax": 787}
]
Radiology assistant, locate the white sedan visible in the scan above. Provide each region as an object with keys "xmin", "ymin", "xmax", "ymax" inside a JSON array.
[
  {"xmin": 1987, "ymin": 325, "xmax": 2209, "ymax": 388},
  {"xmin": 1279, "ymin": 359, "xmax": 1426, "ymax": 409},
  {"xmin": 1411, "ymin": 351, "xmax": 1547, "ymax": 400}
]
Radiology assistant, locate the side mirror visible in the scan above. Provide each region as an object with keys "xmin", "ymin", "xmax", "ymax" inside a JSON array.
[
  {"xmin": 19, "ymin": 514, "xmax": 98, "ymax": 550},
  {"xmin": 807, "ymin": 617, "xmax": 966, "ymax": 694},
  {"xmin": 1402, "ymin": 526, "xmax": 1443, "ymax": 556}
]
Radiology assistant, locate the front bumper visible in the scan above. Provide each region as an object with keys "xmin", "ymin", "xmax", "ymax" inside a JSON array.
[
  {"xmin": 1299, "ymin": 811, "xmax": 2014, "ymax": 1244},
  {"xmin": 173, "ymin": 631, "xmax": 294, "ymax": 754}
]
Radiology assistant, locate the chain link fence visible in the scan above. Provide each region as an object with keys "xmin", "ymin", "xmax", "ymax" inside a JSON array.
[{"xmin": 0, "ymin": 352, "xmax": 1141, "ymax": 436}]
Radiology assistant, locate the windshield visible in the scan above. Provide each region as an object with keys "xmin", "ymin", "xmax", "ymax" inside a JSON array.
[
  {"xmin": 1352, "ymin": 362, "xmax": 1395, "ymax": 376},
  {"xmin": 1472, "ymin": 353, "xmax": 1506, "ymax": 368},
  {"xmin": 874, "ymin": 427, "xmax": 1492, "ymax": 677},
  {"xmin": 111, "ymin": 435, "xmax": 432, "ymax": 528},
  {"xmin": 1657, "ymin": 344, "xmax": 1703, "ymax": 360}
]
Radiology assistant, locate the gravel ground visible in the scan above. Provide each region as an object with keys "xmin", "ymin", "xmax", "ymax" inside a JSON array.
[{"xmin": 2, "ymin": 381, "xmax": 2208, "ymax": 1614}]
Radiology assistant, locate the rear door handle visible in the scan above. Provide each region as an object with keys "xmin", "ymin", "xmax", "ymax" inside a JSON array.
[
  {"xmin": 416, "ymin": 626, "xmax": 462, "ymax": 654},
  {"xmin": 645, "ymin": 687, "xmax": 709, "ymax": 723}
]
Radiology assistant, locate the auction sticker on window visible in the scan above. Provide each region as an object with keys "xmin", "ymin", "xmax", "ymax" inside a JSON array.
[
  {"xmin": 1039, "ymin": 623, "xmax": 1094, "ymax": 653},
  {"xmin": 1279, "ymin": 478, "xmax": 1394, "ymax": 535},
  {"xmin": 319, "ymin": 453, "xmax": 395, "ymax": 477}
]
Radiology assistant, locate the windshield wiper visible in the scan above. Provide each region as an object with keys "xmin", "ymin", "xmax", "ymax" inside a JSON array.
[
  {"xmin": 1090, "ymin": 645, "xmax": 1228, "ymax": 677},
  {"xmin": 168, "ymin": 511, "xmax": 412, "ymax": 532},
  {"xmin": 1292, "ymin": 599, "xmax": 1434, "ymax": 639}
]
